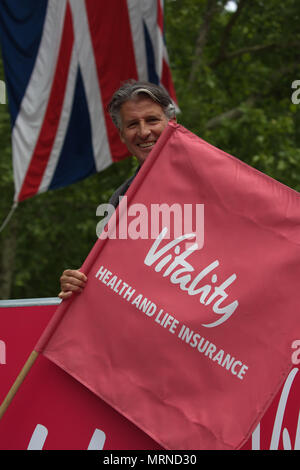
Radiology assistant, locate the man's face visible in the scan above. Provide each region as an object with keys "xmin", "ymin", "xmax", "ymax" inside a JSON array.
[{"xmin": 119, "ymin": 96, "xmax": 175, "ymax": 164}]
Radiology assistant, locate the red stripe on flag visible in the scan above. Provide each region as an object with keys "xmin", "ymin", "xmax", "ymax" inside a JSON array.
[
  {"xmin": 157, "ymin": 0, "xmax": 164, "ymax": 33},
  {"xmin": 85, "ymin": 0, "xmax": 138, "ymax": 162},
  {"xmin": 18, "ymin": 2, "xmax": 74, "ymax": 202},
  {"xmin": 156, "ymin": 1, "xmax": 178, "ymax": 106},
  {"xmin": 161, "ymin": 58, "xmax": 177, "ymax": 105}
]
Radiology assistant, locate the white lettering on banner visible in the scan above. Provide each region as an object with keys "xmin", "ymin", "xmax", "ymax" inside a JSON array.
[
  {"xmin": 27, "ymin": 424, "xmax": 106, "ymax": 450},
  {"xmin": 144, "ymin": 228, "xmax": 239, "ymax": 328},
  {"xmin": 178, "ymin": 323, "xmax": 248, "ymax": 379},
  {"xmin": 252, "ymin": 368, "xmax": 300, "ymax": 450},
  {"xmin": 95, "ymin": 265, "xmax": 248, "ymax": 380},
  {"xmin": 22, "ymin": 371, "xmax": 299, "ymax": 450},
  {"xmin": 270, "ymin": 367, "xmax": 299, "ymax": 450},
  {"xmin": 27, "ymin": 424, "xmax": 48, "ymax": 449}
]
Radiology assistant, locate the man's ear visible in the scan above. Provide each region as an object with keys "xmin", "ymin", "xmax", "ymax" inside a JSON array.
[{"xmin": 119, "ymin": 131, "xmax": 125, "ymax": 143}]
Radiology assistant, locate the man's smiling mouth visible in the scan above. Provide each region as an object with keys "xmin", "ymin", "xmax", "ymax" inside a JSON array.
[{"xmin": 138, "ymin": 142, "xmax": 156, "ymax": 148}]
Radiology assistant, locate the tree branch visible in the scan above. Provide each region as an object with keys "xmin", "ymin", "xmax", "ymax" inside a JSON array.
[
  {"xmin": 204, "ymin": 61, "xmax": 300, "ymax": 130},
  {"xmin": 211, "ymin": 41, "xmax": 300, "ymax": 67},
  {"xmin": 213, "ymin": 0, "xmax": 249, "ymax": 67},
  {"xmin": 205, "ymin": 96, "xmax": 256, "ymax": 130},
  {"xmin": 188, "ymin": 0, "xmax": 221, "ymax": 86}
]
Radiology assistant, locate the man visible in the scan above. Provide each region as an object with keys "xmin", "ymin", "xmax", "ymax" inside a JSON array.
[{"xmin": 58, "ymin": 80, "xmax": 176, "ymax": 300}]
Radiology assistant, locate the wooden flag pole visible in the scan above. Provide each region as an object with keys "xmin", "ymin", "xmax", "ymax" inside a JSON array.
[{"xmin": 0, "ymin": 350, "xmax": 39, "ymax": 420}]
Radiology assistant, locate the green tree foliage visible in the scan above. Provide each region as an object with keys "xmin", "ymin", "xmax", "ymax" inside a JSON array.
[
  {"xmin": 0, "ymin": 0, "xmax": 299, "ymax": 299},
  {"xmin": 165, "ymin": 0, "xmax": 300, "ymax": 188}
]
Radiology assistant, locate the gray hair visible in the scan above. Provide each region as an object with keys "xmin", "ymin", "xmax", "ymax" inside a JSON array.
[{"xmin": 108, "ymin": 80, "xmax": 176, "ymax": 130}]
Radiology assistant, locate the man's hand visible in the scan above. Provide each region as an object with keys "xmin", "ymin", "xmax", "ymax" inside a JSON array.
[{"xmin": 58, "ymin": 269, "xmax": 87, "ymax": 300}]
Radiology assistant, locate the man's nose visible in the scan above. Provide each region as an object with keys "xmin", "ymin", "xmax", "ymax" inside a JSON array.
[{"xmin": 137, "ymin": 121, "xmax": 151, "ymax": 138}]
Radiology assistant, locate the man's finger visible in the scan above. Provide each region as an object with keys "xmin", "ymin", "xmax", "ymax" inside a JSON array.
[
  {"xmin": 60, "ymin": 276, "xmax": 86, "ymax": 289},
  {"xmin": 58, "ymin": 291, "xmax": 73, "ymax": 300},
  {"xmin": 63, "ymin": 269, "xmax": 87, "ymax": 281}
]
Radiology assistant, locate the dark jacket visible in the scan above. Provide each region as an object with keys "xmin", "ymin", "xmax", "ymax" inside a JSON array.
[{"xmin": 109, "ymin": 166, "xmax": 140, "ymax": 209}]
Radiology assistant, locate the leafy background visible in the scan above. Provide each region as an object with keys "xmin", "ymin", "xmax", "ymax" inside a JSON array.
[{"xmin": 0, "ymin": 0, "xmax": 299, "ymax": 299}]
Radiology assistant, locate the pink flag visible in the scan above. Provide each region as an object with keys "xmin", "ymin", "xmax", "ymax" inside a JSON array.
[{"xmin": 36, "ymin": 122, "xmax": 300, "ymax": 450}]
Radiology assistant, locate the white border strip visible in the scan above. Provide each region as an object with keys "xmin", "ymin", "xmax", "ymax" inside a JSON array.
[{"xmin": 0, "ymin": 298, "xmax": 61, "ymax": 308}]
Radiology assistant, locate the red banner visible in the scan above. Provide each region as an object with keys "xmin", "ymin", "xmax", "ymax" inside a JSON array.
[
  {"xmin": 34, "ymin": 123, "xmax": 300, "ymax": 450},
  {"xmin": 0, "ymin": 303, "xmax": 161, "ymax": 450},
  {"xmin": 0, "ymin": 303, "xmax": 299, "ymax": 449}
]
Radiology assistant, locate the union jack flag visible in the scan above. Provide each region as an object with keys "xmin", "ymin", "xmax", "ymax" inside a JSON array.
[{"xmin": 0, "ymin": 0, "xmax": 177, "ymax": 203}]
